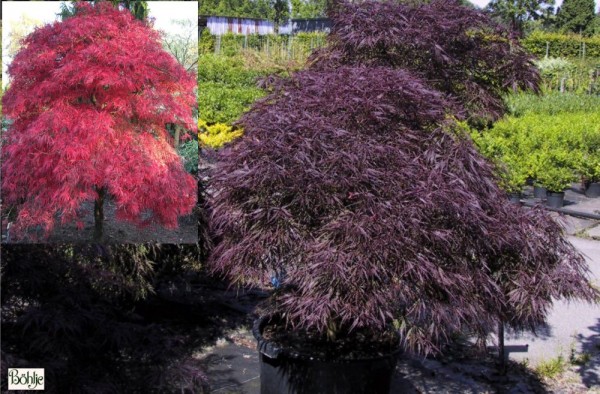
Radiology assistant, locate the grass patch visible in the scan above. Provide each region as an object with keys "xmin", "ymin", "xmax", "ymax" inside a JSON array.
[
  {"xmin": 535, "ymin": 355, "xmax": 567, "ymax": 379},
  {"xmin": 505, "ymin": 92, "xmax": 600, "ymax": 117}
]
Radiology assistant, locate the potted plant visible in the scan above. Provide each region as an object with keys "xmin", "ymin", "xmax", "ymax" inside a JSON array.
[
  {"xmin": 578, "ymin": 130, "xmax": 600, "ymax": 198},
  {"xmin": 535, "ymin": 150, "xmax": 578, "ymax": 208},
  {"xmin": 209, "ymin": 1, "xmax": 598, "ymax": 393},
  {"xmin": 503, "ymin": 158, "xmax": 528, "ymax": 203}
]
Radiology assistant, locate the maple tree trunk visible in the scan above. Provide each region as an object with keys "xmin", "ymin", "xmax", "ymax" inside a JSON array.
[
  {"xmin": 498, "ymin": 320, "xmax": 506, "ymax": 374},
  {"xmin": 94, "ymin": 186, "xmax": 107, "ymax": 242},
  {"xmin": 174, "ymin": 125, "xmax": 180, "ymax": 149}
]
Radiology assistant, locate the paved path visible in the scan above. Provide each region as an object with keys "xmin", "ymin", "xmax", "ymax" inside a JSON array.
[{"xmin": 504, "ymin": 236, "xmax": 600, "ymax": 390}]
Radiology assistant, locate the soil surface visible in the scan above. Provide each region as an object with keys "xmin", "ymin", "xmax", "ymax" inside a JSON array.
[{"xmin": 2, "ymin": 199, "xmax": 198, "ymax": 244}]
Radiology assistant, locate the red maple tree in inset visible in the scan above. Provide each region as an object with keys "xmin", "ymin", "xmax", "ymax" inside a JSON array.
[{"xmin": 1, "ymin": 2, "xmax": 197, "ymax": 241}]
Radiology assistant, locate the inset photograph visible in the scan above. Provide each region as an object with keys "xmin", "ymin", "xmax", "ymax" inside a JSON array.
[{"xmin": 1, "ymin": 1, "xmax": 199, "ymax": 243}]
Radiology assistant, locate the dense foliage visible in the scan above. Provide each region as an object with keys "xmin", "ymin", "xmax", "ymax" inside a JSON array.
[
  {"xmin": 209, "ymin": 0, "xmax": 597, "ymax": 355},
  {"xmin": 1, "ymin": 245, "xmax": 208, "ymax": 393},
  {"xmin": 291, "ymin": 0, "xmax": 328, "ymax": 18},
  {"xmin": 309, "ymin": 0, "xmax": 541, "ymax": 125},
  {"xmin": 199, "ymin": 0, "xmax": 289, "ymax": 23},
  {"xmin": 556, "ymin": 0, "xmax": 597, "ymax": 35},
  {"xmin": 199, "ymin": 119, "xmax": 243, "ymax": 148},
  {"xmin": 474, "ymin": 110, "xmax": 600, "ymax": 192},
  {"xmin": 1, "ymin": 2, "xmax": 197, "ymax": 240},
  {"xmin": 473, "ymin": 94, "xmax": 600, "ymax": 191},
  {"xmin": 522, "ymin": 30, "xmax": 600, "ymax": 58},
  {"xmin": 199, "ymin": 54, "xmax": 266, "ymax": 125},
  {"xmin": 485, "ymin": 0, "xmax": 556, "ymax": 35}
]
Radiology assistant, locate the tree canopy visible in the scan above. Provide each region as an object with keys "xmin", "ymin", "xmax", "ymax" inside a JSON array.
[
  {"xmin": 2, "ymin": 2, "xmax": 197, "ymax": 240},
  {"xmin": 485, "ymin": 0, "xmax": 556, "ymax": 34},
  {"xmin": 556, "ymin": 0, "xmax": 597, "ymax": 34},
  {"xmin": 209, "ymin": 0, "xmax": 597, "ymax": 355},
  {"xmin": 199, "ymin": 0, "xmax": 275, "ymax": 19}
]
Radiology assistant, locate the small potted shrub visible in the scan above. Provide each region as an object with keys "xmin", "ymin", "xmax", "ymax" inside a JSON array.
[
  {"xmin": 578, "ymin": 130, "xmax": 600, "ymax": 198},
  {"xmin": 503, "ymin": 160, "xmax": 528, "ymax": 203},
  {"xmin": 535, "ymin": 150, "xmax": 578, "ymax": 208},
  {"xmin": 209, "ymin": 2, "xmax": 598, "ymax": 392}
]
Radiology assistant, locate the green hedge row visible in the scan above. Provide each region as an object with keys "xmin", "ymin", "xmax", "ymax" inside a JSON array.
[
  {"xmin": 522, "ymin": 31, "xmax": 600, "ymax": 59},
  {"xmin": 201, "ymin": 30, "xmax": 600, "ymax": 60},
  {"xmin": 471, "ymin": 95, "xmax": 600, "ymax": 193}
]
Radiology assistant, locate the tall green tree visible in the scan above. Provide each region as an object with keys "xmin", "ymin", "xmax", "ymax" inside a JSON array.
[
  {"xmin": 199, "ymin": 0, "xmax": 275, "ymax": 19},
  {"xmin": 485, "ymin": 0, "xmax": 555, "ymax": 35},
  {"xmin": 556, "ymin": 0, "xmax": 596, "ymax": 34},
  {"xmin": 272, "ymin": 0, "xmax": 290, "ymax": 31},
  {"xmin": 291, "ymin": 0, "xmax": 327, "ymax": 18},
  {"xmin": 60, "ymin": 0, "xmax": 148, "ymax": 21}
]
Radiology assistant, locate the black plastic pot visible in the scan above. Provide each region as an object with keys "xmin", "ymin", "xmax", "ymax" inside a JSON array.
[
  {"xmin": 546, "ymin": 191, "xmax": 565, "ymax": 208},
  {"xmin": 508, "ymin": 192, "xmax": 521, "ymax": 204},
  {"xmin": 533, "ymin": 185, "xmax": 547, "ymax": 200},
  {"xmin": 253, "ymin": 316, "xmax": 401, "ymax": 394},
  {"xmin": 585, "ymin": 182, "xmax": 600, "ymax": 198}
]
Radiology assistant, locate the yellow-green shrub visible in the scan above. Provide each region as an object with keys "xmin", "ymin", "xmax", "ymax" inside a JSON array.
[
  {"xmin": 198, "ymin": 119, "xmax": 243, "ymax": 149},
  {"xmin": 472, "ymin": 111, "xmax": 600, "ymax": 192}
]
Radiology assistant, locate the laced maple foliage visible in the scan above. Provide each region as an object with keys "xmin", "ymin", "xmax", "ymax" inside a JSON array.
[
  {"xmin": 1, "ymin": 2, "xmax": 197, "ymax": 239},
  {"xmin": 310, "ymin": 0, "xmax": 541, "ymax": 124},
  {"xmin": 209, "ymin": 1, "xmax": 598, "ymax": 355}
]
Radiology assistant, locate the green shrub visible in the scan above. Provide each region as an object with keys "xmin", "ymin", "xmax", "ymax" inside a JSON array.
[
  {"xmin": 199, "ymin": 28, "xmax": 214, "ymax": 54},
  {"xmin": 472, "ymin": 111, "xmax": 600, "ymax": 192},
  {"xmin": 199, "ymin": 81, "xmax": 264, "ymax": 124},
  {"xmin": 522, "ymin": 31, "xmax": 600, "ymax": 58},
  {"xmin": 199, "ymin": 54, "xmax": 264, "ymax": 86},
  {"xmin": 178, "ymin": 139, "xmax": 198, "ymax": 175}
]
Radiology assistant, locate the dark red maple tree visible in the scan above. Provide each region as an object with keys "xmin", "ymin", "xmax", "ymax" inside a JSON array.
[{"xmin": 1, "ymin": 2, "xmax": 197, "ymax": 241}]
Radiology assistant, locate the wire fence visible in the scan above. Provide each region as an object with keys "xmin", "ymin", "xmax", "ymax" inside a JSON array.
[{"xmin": 201, "ymin": 33, "xmax": 328, "ymax": 62}]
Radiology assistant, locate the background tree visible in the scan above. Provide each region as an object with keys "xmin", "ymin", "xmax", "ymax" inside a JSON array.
[
  {"xmin": 199, "ymin": 0, "xmax": 280, "ymax": 20},
  {"xmin": 59, "ymin": 0, "xmax": 149, "ymax": 21},
  {"xmin": 163, "ymin": 18, "xmax": 199, "ymax": 150},
  {"xmin": 271, "ymin": 0, "xmax": 290, "ymax": 31},
  {"xmin": 1, "ymin": 2, "xmax": 197, "ymax": 241},
  {"xmin": 556, "ymin": 0, "xmax": 596, "ymax": 34},
  {"xmin": 485, "ymin": 0, "xmax": 555, "ymax": 35},
  {"xmin": 5, "ymin": 14, "xmax": 44, "ymax": 62},
  {"xmin": 291, "ymin": 0, "xmax": 327, "ymax": 18}
]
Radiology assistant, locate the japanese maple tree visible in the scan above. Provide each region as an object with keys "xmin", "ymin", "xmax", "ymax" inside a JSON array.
[
  {"xmin": 209, "ymin": 0, "xmax": 598, "ymax": 356},
  {"xmin": 1, "ymin": 2, "xmax": 197, "ymax": 241}
]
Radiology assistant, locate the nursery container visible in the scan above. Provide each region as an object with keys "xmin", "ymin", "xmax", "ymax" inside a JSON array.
[
  {"xmin": 533, "ymin": 185, "xmax": 547, "ymax": 199},
  {"xmin": 508, "ymin": 192, "xmax": 521, "ymax": 204},
  {"xmin": 253, "ymin": 316, "xmax": 401, "ymax": 394},
  {"xmin": 546, "ymin": 192, "xmax": 565, "ymax": 208},
  {"xmin": 585, "ymin": 183, "xmax": 600, "ymax": 198}
]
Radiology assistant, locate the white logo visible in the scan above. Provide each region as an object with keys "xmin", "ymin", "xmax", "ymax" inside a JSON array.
[{"xmin": 7, "ymin": 369, "xmax": 45, "ymax": 390}]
